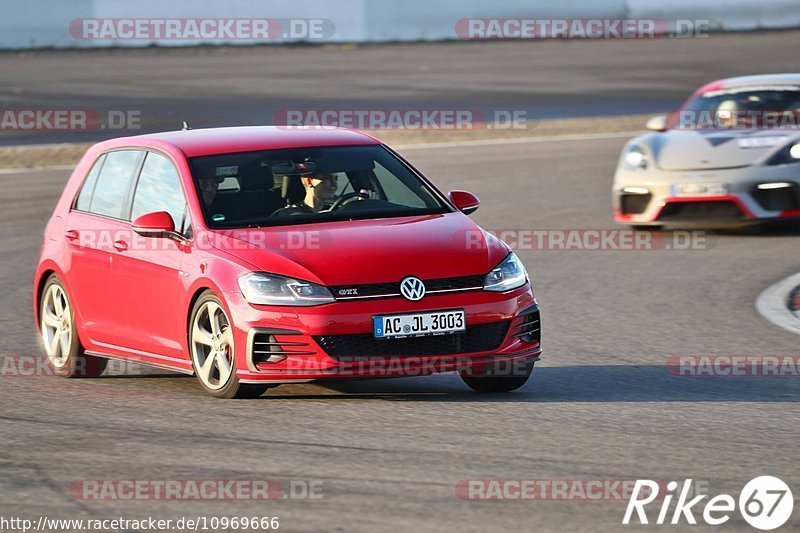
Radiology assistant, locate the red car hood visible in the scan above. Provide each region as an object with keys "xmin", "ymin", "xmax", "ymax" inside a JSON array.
[{"xmin": 207, "ymin": 213, "xmax": 509, "ymax": 286}]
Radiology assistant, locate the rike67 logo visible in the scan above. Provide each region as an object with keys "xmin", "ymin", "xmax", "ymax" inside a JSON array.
[{"xmin": 623, "ymin": 477, "xmax": 794, "ymax": 530}]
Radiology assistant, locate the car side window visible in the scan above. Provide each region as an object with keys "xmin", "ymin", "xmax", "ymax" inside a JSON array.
[
  {"xmin": 131, "ymin": 152, "xmax": 187, "ymax": 231},
  {"xmin": 74, "ymin": 154, "xmax": 107, "ymax": 211},
  {"xmin": 88, "ymin": 150, "xmax": 143, "ymax": 219}
]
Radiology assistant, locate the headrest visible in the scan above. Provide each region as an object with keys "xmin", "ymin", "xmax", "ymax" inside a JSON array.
[{"xmin": 281, "ymin": 175, "xmax": 306, "ymax": 205}]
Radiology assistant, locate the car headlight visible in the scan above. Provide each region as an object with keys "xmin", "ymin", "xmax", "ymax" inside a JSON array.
[
  {"xmin": 238, "ymin": 272, "xmax": 334, "ymax": 306},
  {"xmin": 767, "ymin": 141, "xmax": 800, "ymax": 165},
  {"xmin": 623, "ymin": 145, "xmax": 648, "ymax": 170},
  {"xmin": 484, "ymin": 252, "xmax": 528, "ymax": 292}
]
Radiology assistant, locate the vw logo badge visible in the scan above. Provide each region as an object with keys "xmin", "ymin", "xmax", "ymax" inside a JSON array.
[{"xmin": 400, "ymin": 276, "xmax": 426, "ymax": 301}]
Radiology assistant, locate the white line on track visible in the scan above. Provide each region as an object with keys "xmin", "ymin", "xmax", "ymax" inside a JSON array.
[
  {"xmin": 0, "ymin": 165, "xmax": 73, "ymax": 175},
  {"xmin": 756, "ymin": 272, "xmax": 800, "ymax": 336}
]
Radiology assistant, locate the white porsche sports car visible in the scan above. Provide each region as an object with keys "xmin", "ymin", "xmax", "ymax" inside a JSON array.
[{"xmin": 613, "ymin": 74, "xmax": 800, "ymax": 228}]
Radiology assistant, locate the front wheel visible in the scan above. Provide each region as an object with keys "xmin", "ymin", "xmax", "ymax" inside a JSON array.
[
  {"xmin": 188, "ymin": 292, "xmax": 269, "ymax": 399},
  {"xmin": 40, "ymin": 275, "xmax": 107, "ymax": 378},
  {"xmin": 460, "ymin": 359, "xmax": 535, "ymax": 393}
]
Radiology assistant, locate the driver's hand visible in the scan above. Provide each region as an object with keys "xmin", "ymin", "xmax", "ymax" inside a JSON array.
[{"xmin": 360, "ymin": 189, "xmax": 380, "ymax": 200}]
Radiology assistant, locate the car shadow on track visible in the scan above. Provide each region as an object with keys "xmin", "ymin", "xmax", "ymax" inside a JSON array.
[
  {"xmin": 279, "ymin": 364, "xmax": 800, "ymax": 403},
  {"xmin": 90, "ymin": 364, "xmax": 799, "ymax": 402}
]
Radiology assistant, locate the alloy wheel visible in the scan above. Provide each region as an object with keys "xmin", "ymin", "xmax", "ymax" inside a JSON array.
[
  {"xmin": 41, "ymin": 283, "xmax": 72, "ymax": 368},
  {"xmin": 190, "ymin": 301, "xmax": 235, "ymax": 390}
]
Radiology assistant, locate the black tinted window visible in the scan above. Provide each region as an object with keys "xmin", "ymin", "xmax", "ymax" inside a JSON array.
[
  {"xmin": 682, "ymin": 88, "xmax": 800, "ymax": 129},
  {"xmin": 89, "ymin": 150, "xmax": 142, "ymax": 219},
  {"xmin": 188, "ymin": 145, "xmax": 447, "ymax": 228},
  {"xmin": 131, "ymin": 152, "xmax": 186, "ymax": 230},
  {"xmin": 74, "ymin": 154, "xmax": 106, "ymax": 211}
]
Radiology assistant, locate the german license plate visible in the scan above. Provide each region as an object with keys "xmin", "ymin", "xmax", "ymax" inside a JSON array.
[
  {"xmin": 373, "ymin": 310, "xmax": 466, "ymax": 339},
  {"xmin": 671, "ymin": 183, "xmax": 728, "ymax": 196}
]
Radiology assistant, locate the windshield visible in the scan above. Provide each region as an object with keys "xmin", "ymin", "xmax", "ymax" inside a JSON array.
[
  {"xmin": 677, "ymin": 86, "xmax": 800, "ymax": 129},
  {"xmin": 188, "ymin": 145, "xmax": 450, "ymax": 228}
]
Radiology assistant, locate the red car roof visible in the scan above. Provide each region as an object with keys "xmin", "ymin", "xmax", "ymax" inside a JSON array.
[{"xmin": 108, "ymin": 126, "xmax": 381, "ymax": 157}]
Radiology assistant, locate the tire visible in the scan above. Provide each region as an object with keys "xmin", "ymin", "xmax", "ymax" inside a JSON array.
[
  {"xmin": 460, "ymin": 359, "xmax": 535, "ymax": 393},
  {"xmin": 188, "ymin": 291, "xmax": 269, "ymax": 399},
  {"xmin": 39, "ymin": 274, "xmax": 107, "ymax": 378}
]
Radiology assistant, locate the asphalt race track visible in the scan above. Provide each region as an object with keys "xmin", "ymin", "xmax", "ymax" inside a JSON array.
[
  {"xmin": 2, "ymin": 30, "xmax": 800, "ymax": 144},
  {"xmin": 1, "ymin": 133, "xmax": 799, "ymax": 531}
]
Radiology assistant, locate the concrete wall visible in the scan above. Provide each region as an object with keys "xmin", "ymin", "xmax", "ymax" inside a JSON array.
[{"xmin": 0, "ymin": 0, "xmax": 797, "ymax": 49}]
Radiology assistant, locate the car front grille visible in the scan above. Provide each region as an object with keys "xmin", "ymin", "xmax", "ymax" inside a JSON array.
[
  {"xmin": 657, "ymin": 201, "xmax": 745, "ymax": 221},
  {"xmin": 313, "ymin": 321, "xmax": 510, "ymax": 358},
  {"xmin": 329, "ymin": 275, "xmax": 485, "ymax": 300}
]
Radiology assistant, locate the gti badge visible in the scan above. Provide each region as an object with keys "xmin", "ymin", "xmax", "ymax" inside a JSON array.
[
  {"xmin": 400, "ymin": 276, "xmax": 426, "ymax": 301},
  {"xmin": 338, "ymin": 288, "xmax": 358, "ymax": 296}
]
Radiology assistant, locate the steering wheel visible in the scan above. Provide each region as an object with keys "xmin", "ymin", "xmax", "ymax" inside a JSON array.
[{"xmin": 329, "ymin": 191, "xmax": 370, "ymax": 211}]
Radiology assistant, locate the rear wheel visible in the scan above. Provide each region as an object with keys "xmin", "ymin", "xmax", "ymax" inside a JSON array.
[
  {"xmin": 460, "ymin": 359, "xmax": 535, "ymax": 393},
  {"xmin": 40, "ymin": 275, "xmax": 107, "ymax": 378},
  {"xmin": 189, "ymin": 292, "xmax": 269, "ymax": 399}
]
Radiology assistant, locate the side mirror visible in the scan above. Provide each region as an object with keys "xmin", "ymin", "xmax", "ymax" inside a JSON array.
[
  {"xmin": 646, "ymin": 114, "xmax": 668, "ymax": 132},
  {"xmin": 449, "ymin": 190, "xmax": 480, "ymax": 215},
  {"xmin": 132, "ymin": 211, "xmax": 177, "ymax": 238}
]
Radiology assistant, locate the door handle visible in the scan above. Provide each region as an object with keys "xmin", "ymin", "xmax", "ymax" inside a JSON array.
[
  {"xmin": 113, "ymin": 240, "xmax": 128, "ymax": 252},
  {"xmin": 65, "ymin": 230, "xmax": 79, "ymax": 241}
]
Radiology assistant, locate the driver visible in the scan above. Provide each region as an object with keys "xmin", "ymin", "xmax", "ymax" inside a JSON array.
[
  {"xmin": 302, "ymin": 172, "xmax": 338, "ymax": 212},
  {"xmin": 199, "ymin": 175, "xmax": 224, "ymax": 207},
  {"xmin": 715, "ymin": 99, "xmax": 741, "ymax": 129}
]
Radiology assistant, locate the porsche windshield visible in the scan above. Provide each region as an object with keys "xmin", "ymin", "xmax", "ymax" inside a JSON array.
[
  {"xmin": 678, "ymin": 85, "xmax": 800, "ymax": 129},
  {"xmin": 188, "ymin": 145, "xmax": 450, "ymax": 228}
]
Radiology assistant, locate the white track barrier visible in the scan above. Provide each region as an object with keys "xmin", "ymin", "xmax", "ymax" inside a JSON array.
[{"xmin": 0, "ymin": 0, "xmax": 797, "ymax": 49}]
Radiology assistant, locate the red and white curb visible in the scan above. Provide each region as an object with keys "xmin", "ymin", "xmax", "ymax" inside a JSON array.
[{"xmin": 756, "ymin": 272, "xmax": 800, "ymax": 335}]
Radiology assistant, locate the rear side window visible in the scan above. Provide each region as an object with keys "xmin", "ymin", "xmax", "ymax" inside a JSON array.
[
  {"xmin": 131, "ymin": 152, "xmax": 186, "ymax": 230},
  {"xmin": 85, "ymin": 150, "xmax": 143, "ymax": 219},
  {"xmin": 74, "ymin": 154, "xmax": 106, "ymax": 211}
]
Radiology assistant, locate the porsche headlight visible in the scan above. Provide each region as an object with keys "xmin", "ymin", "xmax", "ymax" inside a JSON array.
[
  {"xmin": 623, "ymin": 145, "xmax": 648, "ymax": 170},
  {"xmin": 484, "ymin": 252, "xmax": 528, "ymax": 292},
  {"xmin": 767, "ymin": 141, "xmax": 800, "ymax": 166},
  {"xmin": 238, "ymin": 272, "xmax": 334, "ymax": 306}
]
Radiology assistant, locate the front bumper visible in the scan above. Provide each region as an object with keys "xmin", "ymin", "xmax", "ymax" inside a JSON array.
[
  {"xmin": 613, "ymin": 165, "xmax": 800, "ymax": 227},
  {"xmin": 224, "ymin": 284, "xmax": 540, "ymax": 383}
]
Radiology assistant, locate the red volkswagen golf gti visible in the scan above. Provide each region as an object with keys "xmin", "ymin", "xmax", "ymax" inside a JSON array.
[{"xmin": 33, "ymin": 127, "xmax": 541, "ymax": 398}]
